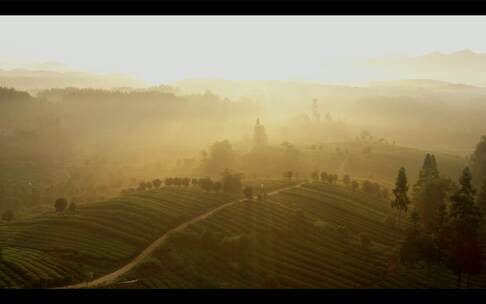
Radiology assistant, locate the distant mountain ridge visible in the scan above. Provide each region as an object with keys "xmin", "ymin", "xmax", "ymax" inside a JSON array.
[
  {"xmin": 358, "ymin": 50, "xmax": 486, "ymax": 86},
  {"xmin": 0, "ymin": 59, "xmax": 150, "ymax": 91}
]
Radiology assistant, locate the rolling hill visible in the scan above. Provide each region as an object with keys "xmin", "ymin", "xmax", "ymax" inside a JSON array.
[
  {"xmin": 105, "ymin": 182, "xmax": 486, "ymax": 289},
  {"xmin": 0, "ymin": 178, "xmax": 484, "ymax": 289},
  {"xmin": 0, "ymin": 179, "xmax": 293, "ymax": 288},
  {"xmin": 0, "ymin": 187, "xmax": 239, "ymax": 288}
]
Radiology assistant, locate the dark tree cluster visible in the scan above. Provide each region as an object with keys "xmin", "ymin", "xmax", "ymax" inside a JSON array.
[
  {"xmin": 411, "ymin": 153, "xmax": 454, "ymax": 232},
  {"xmin": 164, "ymin": 177, "xmax": 191, "ymax": 187},
  {"xmin": 120, "ymin": 177, "xmax": 195, "ymax": 194},
  {"xmin": 196, "ymin": 170, "xmax": 244, "ymax": 194},
  {"xmin": 360, "ymin": 180, "xmax": 389, "ymax": 200},
  {"xmin": 396, "ymin": 155, "xmax": 485, "ymax": 288},
  {"xmin": 53, "ymin": 198, "xmax": 76, "ymax": 214},
  {"xmin": 198, "ymin": 178, "xmax": 214, "ymax": 192},
  {"xmin": 221, "ymin": 169, "xmax": 243, "ymax": 193},
  {"xmin": 318, "ymin": 171, "xmax": 338, "ymax": 184}
]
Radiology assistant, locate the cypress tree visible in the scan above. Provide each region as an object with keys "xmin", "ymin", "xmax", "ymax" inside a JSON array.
[
  {"xmin": 391, "ymin": 167, "xmax": 411, "ymax": 228},
  {"xmin": 446, "ymin": 167, "xmax": 483, "ymax": 288},
  {"xmin": 432, "ymin": 201, "xmax": 448, "ymax": 288},
  {"xmin": 413, "ymin": 154, "xmax": 447, "ymax": 232}
]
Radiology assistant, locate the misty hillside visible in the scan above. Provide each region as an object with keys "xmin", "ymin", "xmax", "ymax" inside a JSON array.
[
  {"xmin": 174, "ymin": 78, "xmax": 486, "ymax": 154},
  {"xmin": 0, "ymin": 68, "xmax": 149, "ymax": 92}
]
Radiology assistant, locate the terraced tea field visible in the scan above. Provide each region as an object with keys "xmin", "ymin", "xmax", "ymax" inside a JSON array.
[
  {"xmin": 105, "ymin": 183, "xmax": 394, "ymax": 288},
  {"xmin": 2, "ymin": 179, "xmax": 484, "ymax": 289},
  {"xmin": 108, "ymin": 182, "xmax": 486, "ymax": 289},
  {"xmin": 0, "ymin": 187, "xmax": 240, "ymax": 288}
]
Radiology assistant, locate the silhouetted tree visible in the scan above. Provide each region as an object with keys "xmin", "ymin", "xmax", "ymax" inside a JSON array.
[
  {"xmin": 320, "ymin": 171, "xmax": 328, "ymax": 183},
  {"xmin": 191, "ymin": 178, "xmax": 199, "ymax": 186},
  {"xmin": 222, "ymin": 169, "xmax": 243, "ymax": 193},
  {"xmin": 431, "ymin": 201, "xmax": 449, "ymax": 287},
  {"xmin": 55, "ymin": 198, "xmax": 68, "ymax": 213},
  {"xmin": 137, "ymin": 181, "xmax": 147, "ymax": 191},
  {"xmin": 165, "ymin": 178, "xmax": 173, "ymax": 186},
  {"xmin": 391, "ymin": 167, "xmax": 411, "ymax": 228},
  {"xmin": 199, "ymin": 178, "xmax": 213, "ymax": 192},
  {"xmin": 182, "ymin": 178, "xmax": 190, "ymax": 187},
  {"xmin": 327, "ymin": 174, "xmax": 338, "ymax": 184},
  {"xmin": 243, "ymin": 186, "xmax": 253, "ymax": 200},
  {"xmin": 311, "ymin": 170, "xmax": 319, "ymax": 181},
  {"xmin": 400, "ymin": 210, "xmax": 425, "ymax": 268},
  {"xmin": 410, "ymin": 208, "xmax": 420, "ymax": 227},
  {"xmin": 351, "ymin": 180, "xmax": 359, "ymax": 190},
  {"xmin": 446, "ymin": 167, "xmax": 483, "ymax": 288},
  {"xmin": 152, "ymin": 179, "xmax": 162, "ymax": 189},
  {"xmin": 413, "ymin": 154, "xmax": 449, "ymax": 231}
]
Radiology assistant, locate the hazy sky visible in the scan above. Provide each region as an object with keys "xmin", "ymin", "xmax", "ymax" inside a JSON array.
[{"xmin": 2, "ymin": 16, "xmax": 486, "ymax": 84}]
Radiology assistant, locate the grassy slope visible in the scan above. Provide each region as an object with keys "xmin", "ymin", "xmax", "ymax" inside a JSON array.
[
  {"xmin": 0, "ymin": 187, "xmax": 239, "ymax": 288},
  {"xmin": 0, "ymin": 179, "xmax": 293, "ymax": 288},
  {"xmin": 107, "ymin": 182, "xmax": 486, "ymax": 289}
]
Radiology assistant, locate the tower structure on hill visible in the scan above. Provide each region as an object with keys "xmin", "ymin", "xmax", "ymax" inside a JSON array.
[{"xmin": 253, "ymin": 118, "xmax": 268, "ymax": 150}]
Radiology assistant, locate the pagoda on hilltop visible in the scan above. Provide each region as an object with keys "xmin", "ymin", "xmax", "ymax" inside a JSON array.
[{"xmin": 253, "ymin": 118, "xmax": 268, "ymax": 150}]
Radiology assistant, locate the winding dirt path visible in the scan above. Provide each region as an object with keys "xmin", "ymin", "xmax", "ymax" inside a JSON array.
[{"xmin": 58, "ymin": 183, "xmax": 303, "ymax": 289}]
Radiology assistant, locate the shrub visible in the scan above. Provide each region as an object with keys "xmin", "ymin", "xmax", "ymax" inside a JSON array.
[
  {"xmin": 243, "ymin": 186, "xmax": 253, "ymax": 200},
  {"xmin": 199, "ymin": 178, "xmax": 213, "ymax": 192},
  {"xmin": 173, "ymin": 178, "xmax": 182, "ymax": 186},
  {"xmin": 182, "ymin": 178, "xmax": 190, "ymax": 187},
  {"xmin": 152, "ymin": 179, "xmax": 162, "ymax": 188},
  {"xmin": 137, "ymin": 182, "xmax": 147, "ymax": 191},
  {"xmin": 222, "ymin": 169, "xmax": 243, "ymax": 193},
  {"xmin": 54, "ymin": 198, "xmax": 68, "ymax": 213}
]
